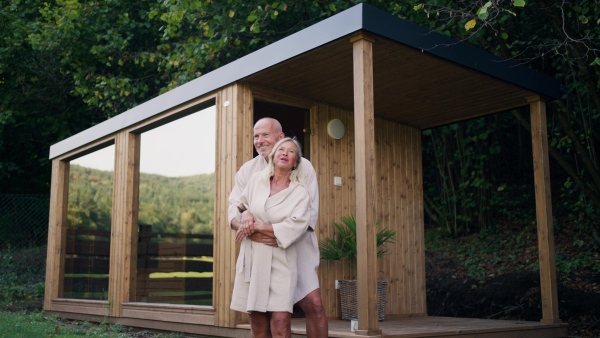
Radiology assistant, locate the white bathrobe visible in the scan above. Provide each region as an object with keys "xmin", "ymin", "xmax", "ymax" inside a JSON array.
[
  {"xmin": 228, "ymin": 155, "xmax": 320, "ymax": 303},
  {"xmin": 230, "ymin": 172, "xmax": 310, "ymax": 313}
]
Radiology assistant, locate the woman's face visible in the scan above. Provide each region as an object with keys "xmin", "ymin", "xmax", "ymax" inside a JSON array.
[{"xmin": 273, "ymin": 141, "xmax": 298, "ymax": 172}]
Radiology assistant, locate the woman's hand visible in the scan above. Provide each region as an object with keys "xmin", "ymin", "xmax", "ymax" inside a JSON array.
[
  {"xmin": 235, "ymin": 220, "xmax": 255, "ymax": 242},
  {"xmin": 235, "ymin": 210, "xmax": 255, "ymax": 241},
  {"xmin": 241, "ymin": 210, "xmax": 255, "ymax": 228}
]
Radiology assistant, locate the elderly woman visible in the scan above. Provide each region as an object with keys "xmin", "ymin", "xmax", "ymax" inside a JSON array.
[{"xmin": 230, "ymin": 137, "xmax": 310, "ymax": 338}]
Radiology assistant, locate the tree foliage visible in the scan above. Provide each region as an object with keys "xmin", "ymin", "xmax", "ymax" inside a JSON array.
[
  {"xmin": 146, "ymin": 0, "xmax": 355, "ymax": 90},
  {"xmin": 1, "ymin": 0, "xmax": 85, "ymax": 193},
  {"xmin": 1, "ymin": 0, "xmax": 598, "ymax": 245},
  {"xmin": 409, "ymin": 1, "xmax": 600, "ymax": 244},
  {"xmin": 0, "ymin": 0, "xmax": 166, "ymax": 193},
  {"xmin": 29, "ymin": 0, "xmax": 169, "ymax": 115}
]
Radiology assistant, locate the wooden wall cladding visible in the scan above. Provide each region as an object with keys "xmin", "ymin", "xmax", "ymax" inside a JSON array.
[{"xmin": 311, "ymin": 103, "xmax": 426, "ymax": 318}]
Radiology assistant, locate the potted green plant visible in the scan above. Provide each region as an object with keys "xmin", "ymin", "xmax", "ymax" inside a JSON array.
[{"xmin": 319, "ymin": 214, "xmax": 396, "ymax": 321}]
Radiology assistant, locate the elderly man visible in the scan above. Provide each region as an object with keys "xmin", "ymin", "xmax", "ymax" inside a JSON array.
[{"xmin": 228, "ymin": 117, "xmax": 328, "ymax": 337}]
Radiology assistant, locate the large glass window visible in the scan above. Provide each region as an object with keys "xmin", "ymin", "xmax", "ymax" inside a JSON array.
[
  {"xmin": 64, "ymin": 145, "xmax": 115, "ymax": 300},
  {"xmin": 135, "ymin": 105, "xmax": 215, "ymax": 305}
]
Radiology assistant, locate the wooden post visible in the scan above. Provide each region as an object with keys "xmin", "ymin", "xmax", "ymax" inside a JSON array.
[
  {"xmin": 214, "ymin": 84, "xmax": 254, "ymax": 327},
  {"xmin": 529, "ymin": 98, "xmax": 561, "ymax": 324},
  {"xmin": 109, "ymin": 131, "xmax": 141, "ymax": 316},
  {"xmin": 351, "ymin": 33, "xmax": 381, "ymax": 336},
  {"xmin": 44, "ymin": 159, "xmax": 69, "ymax": 310}
]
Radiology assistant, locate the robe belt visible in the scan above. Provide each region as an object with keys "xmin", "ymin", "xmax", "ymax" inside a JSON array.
[
  {"xmin": 243, "ymin": 237, "xmax": 253, "ymax": 282},
  {"xmin": 239, "ymin": 237, "xmax": 274, "ymax": 283}
]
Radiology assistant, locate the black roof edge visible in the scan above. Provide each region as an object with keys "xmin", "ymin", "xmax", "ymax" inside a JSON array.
[{"xmin": 360, "ymin": 4, "xmax": 564, "ymax": 100}]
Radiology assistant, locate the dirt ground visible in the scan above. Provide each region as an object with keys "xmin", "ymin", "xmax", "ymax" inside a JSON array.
[{"xmin": 426, "ymin": 252, "xmax": 600, "ymax": 337}]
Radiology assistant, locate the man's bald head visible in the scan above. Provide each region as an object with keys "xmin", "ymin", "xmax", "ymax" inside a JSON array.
[{"xmin": 253, "ymin": 118, "xmax": 285, "ymax": 158}]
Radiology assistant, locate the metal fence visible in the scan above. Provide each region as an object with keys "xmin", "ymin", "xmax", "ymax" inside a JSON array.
[{"xmin": 0, "ymin": 194, "xmax": 49, "ymax": 249}]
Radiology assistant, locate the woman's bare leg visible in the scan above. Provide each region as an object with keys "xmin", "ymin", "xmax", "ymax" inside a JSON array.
[
  {"xmin": 249, "ymin": 312, "xmax": 271, "ymax": 338},
  {"xmin": 270, "ymin": 311, "xmax": 291, "ymax": 338}
]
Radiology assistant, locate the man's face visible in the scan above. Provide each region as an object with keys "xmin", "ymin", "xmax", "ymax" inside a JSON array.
[{"xmin": 253, "ymin": 120, "xmax": 283, "ymax": 158}]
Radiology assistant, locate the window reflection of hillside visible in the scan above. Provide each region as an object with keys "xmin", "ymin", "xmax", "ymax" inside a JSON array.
[
  {"xmin": 64, "ymin": 145, "xmax": 115, "ymax": 300},
  {"xmin": 136, "ymin": 105, "xmax": 215, "ymax": 306},
  {"xmin": 138, "ymin": 108, "xmax": 215, "ymax": 235}
]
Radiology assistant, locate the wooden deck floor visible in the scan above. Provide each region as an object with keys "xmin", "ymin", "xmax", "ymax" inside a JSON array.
[
  {"xmin": 284, "ymin": 316, "xmax": 568, "ymax": 338},
  {"xmin": 50, "ymin": 309, "xmax": 569, "ymax": 337}
]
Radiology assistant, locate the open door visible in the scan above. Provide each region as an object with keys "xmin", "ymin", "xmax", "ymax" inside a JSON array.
[{"xmin": 253, "ymin": 100, "xmax": 311, "ymax": 160}]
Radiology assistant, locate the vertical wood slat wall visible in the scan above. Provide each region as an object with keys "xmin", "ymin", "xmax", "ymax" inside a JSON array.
[
  {"xmin": 214, "ymin": 83, "xmax": 254, "ymax": 327},
  {"xmin": 312, "ymin": 103, "xmax": 426, "ymax": 319}
]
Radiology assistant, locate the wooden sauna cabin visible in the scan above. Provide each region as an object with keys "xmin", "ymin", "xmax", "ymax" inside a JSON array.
[{"xmin": 45, "ymin": 4, "xmax": 568, "ymax": 337}]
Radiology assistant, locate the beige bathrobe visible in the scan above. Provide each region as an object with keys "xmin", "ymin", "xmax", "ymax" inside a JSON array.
[
  {"xmin": 230, "ymin": 172, "xmax": 310, "ymax": 313},
  {"xmin": 228, "ymin": 155, "xmax": 320, "ymax": 303}
]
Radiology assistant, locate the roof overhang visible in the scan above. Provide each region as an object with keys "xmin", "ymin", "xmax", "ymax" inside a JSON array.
[{"xmin": 50, "ymin": 3, "xmax": 562, "ymax": 159}]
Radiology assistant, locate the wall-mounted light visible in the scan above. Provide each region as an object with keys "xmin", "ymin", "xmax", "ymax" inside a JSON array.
[{"xmin": 327, "ymin": 119, "xmax": 345, "ymax": 139}]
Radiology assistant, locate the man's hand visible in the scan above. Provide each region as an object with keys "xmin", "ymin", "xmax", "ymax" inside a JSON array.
[
  {"xmin": 234, "ymin": 211, "xmax": 278, "ymax": 247},
  {"xmin": 249, "ymin": 232, "xmax": 278, "ymax": 247}
]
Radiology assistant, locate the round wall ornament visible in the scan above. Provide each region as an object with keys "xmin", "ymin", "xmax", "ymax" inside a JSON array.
[{"xmin": 327, "ymin": 119, "xmax": 345, "ymax": 139}]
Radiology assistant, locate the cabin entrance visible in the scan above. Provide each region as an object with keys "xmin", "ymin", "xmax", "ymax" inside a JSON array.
[
  {"xmin": 253, "ymin": 100, "xmax": 311, "ymax": 160},
  {"xmin": 253, "ymin": 99, "xmax": 311, "ymax": 318}
]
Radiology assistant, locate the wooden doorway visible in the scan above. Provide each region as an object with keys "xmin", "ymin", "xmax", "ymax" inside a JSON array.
[
  {"xmin": 253, "ymin": 100, "xmax": 311, "ymax": 160},
  {"xmin": 253, "ymin": 99, "xmax": 311, "ymax": 318}
]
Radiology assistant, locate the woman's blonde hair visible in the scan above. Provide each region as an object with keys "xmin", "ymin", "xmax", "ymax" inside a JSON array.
[{"xmin": 262, "ymin": 137, "xmax": 304, "ymax": 185}]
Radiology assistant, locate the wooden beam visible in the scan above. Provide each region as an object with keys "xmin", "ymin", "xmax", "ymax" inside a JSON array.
[
  {"xmin": 245, "ymin": 83, "xmax": 317, "ymax": 109},
  {"xmin": 352, "ymin": 33, "xmax": 381, "ymax": 336},
  {"xmin": 529, "ymin": 98, "xmax": 561, "ymax": 324}
]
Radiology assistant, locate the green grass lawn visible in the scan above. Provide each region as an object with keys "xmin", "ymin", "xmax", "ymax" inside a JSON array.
[{"xmin": 0, "ymin": 310, "xmax": 182, "ymax": 338}]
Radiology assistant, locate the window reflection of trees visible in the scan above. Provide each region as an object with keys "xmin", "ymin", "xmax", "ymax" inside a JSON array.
[
  {"xmin": 64, "ymin": 145, "xmax": 115, "ymax": 300},
  {"xmin": 136, "ymin": 105, "xmax": 215, "ymax": 306}
]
